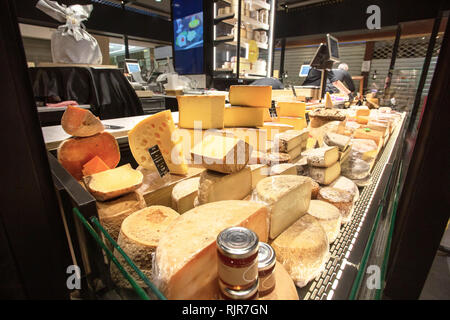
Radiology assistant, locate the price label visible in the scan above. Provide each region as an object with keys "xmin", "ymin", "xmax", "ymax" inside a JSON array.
[
  {"xmin": 269, "ymin": 101, "xmax": 277, "ymax": 118},
  {"xmin": 148, "ymin": 145, "xmax": 170, "ymax": 178}
]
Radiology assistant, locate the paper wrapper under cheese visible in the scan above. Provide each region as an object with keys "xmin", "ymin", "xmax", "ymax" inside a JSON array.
[
  {"xmin": 152, "ymin": 200, "xmax": 269, "ymax": 300},
  {"xmin": 272, "ymin": 215, "xmax": 330, "ymax": 288}
]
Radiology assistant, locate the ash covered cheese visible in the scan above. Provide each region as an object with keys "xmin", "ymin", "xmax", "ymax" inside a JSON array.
[
  {"xmin": 256, "ymin": 175, "xmax": 312, "ymax": 239},
  {"xmin": 301, "ymin": 146, "xmax": 339, "ymax": 168},
  {"xmin": 307, "ymin": 200, "xmax": 342, "ymax": 243},
  {"xmin": 271, "ymin": 214, "xmax": 329, "ymax": 288},
  {"xmin": 309, "ymin": 161, "xmax": 341, "ymax": 185},
  {"xmin": 153, "ymin": 200, "xmax": 269, "ymax": 299}
]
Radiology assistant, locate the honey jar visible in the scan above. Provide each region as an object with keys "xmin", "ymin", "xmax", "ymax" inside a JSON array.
[{"xmin": 257, "ymin": 242, "xmax": 276, "ymax": 297}]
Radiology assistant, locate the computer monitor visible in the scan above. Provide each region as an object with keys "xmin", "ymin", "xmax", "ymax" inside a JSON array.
[
  {"xmin": 125, "ymin": 61, "xmax": 141, "ymax": 74},
  {"xmin": 299, "ymin": 64, "xmax": 311, "ymax": 77},
  {"xmin": 327, "ymin": 34, "xmax": 340, "ymax": 62},
  {"xmin": 309, "ymin": 43, "xmax": 330, "ymax": 69}
]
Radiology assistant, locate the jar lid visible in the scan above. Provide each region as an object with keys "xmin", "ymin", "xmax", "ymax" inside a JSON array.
[
  {"xmin": 258, "ymin": 242, "xmax": 276, "ymax": 271},
  {"xmin": 217, "ymin": 227, "xmax": 259, "ymax": 259},
  {"xmin": 220, "ymin": 279, "xmax": 259, "ymax": 300}
]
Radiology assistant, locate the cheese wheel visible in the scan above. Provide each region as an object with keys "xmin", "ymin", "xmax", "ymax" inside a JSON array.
[
  {"xmin": 272, "ymin": 214, "xmax": 329, "ymax": 288},
  {"xmin": 111, "ymin": 206, "xmax": 180, "ymax": 288},
  {"xmin": 301, "ymin": 146, "xmax": 339, "ymax": 168},
  {"xmin": 317, "ymin": 187, "xmax": 353, "ymax": 224},
  {"xmin": 171, "ymin": 177, "xmax": 200, "ymax": 214},
  {"xmin": 329, "ymin": 176, "xmax": 359, "ymax": 202},
  {"xmin": 308, "ymin": 161, "xmax": 341, "ymax": 185},
  {"xmin": 153, "ymin": 200, "xmax": 269, "ymax": 299},
  {"xmin": 307, "ymin": 200, "xmax": 342, "ymax": 243}
]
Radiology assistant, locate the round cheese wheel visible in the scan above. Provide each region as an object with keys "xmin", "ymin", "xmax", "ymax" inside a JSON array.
[
  {"xmin": 307, "ymin": 200, "xmax": 342, "ymax": 243},
  {"xmin": 329, "ymin": 176, "xmax": 359, "ymax": 202},
  {"xmin": 271, "ymin": 214, "xmax": 329, "ymax": 288},
  {"xmin": 111, "ymin": 206, "xmax": 179, "ymax": 288},
  {"xmin": 317, "ymin": 187, "xmax": 353, "ymax": 224}
]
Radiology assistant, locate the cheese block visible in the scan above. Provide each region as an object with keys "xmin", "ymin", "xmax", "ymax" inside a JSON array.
[
  {"xmin": 301, "ymin": 146, "xmax": 339, "ymax": 168},
  {"xmin": 309, "ymin": 161, "xmax": 341, "ymax": 185},
  {"xmin": 356, "ymin": 108, "xmax": 370, "ymax": 117},
  {"xmin": 177, "ymin": 95, "xmax": 225, "ymax": 129},
  {"xmin": 198, "ymin": 167, "xmax": 252, "ymax": 204},
  {"xmin": 356, "ymin": 116, "xmax": 369, "ymax": 125},
  {"xmin": 265, "ymin": 152, "xmax": 290, "ymax": 166},
  {"xmin": 269, "ymin": 163, "xmax": 297, "ymax": 176},
  {"xmin": 61, "ymin": 105, "xmax": 104, "ymax": 137},
  {"xmin": 153, "ymin": 200, "xmax": 269, "ymax": 299},
  {"xmin": 329, "ymin": 176, "xmax": 359, "ymax": 202},
  {"xmin": 111, "ymin": 206, "xmax": 180, "ymax": 288},
  {"xmin": 317, "ymin": 187, "xmax": 353, "ymax": 224},
  {"xmin": 263, "ymin": 109, "xmax": 272, "ymax": 122},
  {"xmin": 256, "ymin": 175, "xmax": 312, "ymax": 239},
  {"xmin": 96, "ymin": 191, "xmax": 147, "ymax": 241},
  {"xmin": 83, "ymin": 164, "xmax": 144, "ymax": 201},
  {"xmin": 81, "ymin": 156, "xmax": 110, "ymax": 176},
  {"xmin": 273, "ymin": 130, "xmax": 307, "ymax": 152},
  {"xmin": 286, "ymin": 144, "xmax": 302, "ymax": 160},
  {"xmin": 128, "ymin": 110, "xmax": 188, "ymax": 175},
  {"xmin": 278, "ymin": 117, "xmax": 307, "ymax": 130},
  {"xmin": 229, "ymin": 85, "xmax": 271, "ymax": 108},
  {"xmin": 223, "ymin": 127, "xmax": 268, "ymax": 152},
  {"xmin": 277, "ymin": 101, "xmax": 306, "ymax": 117},
  {"xmin": 171, "ymin": 177, "xmax": 200, "ymax": 214},
  {"xmin": 271, "ymin": 214, "xmax": 329, "ymax": 287},
  {"xmin": 307, "ymin": 200, "xmax": 342, "ymax": 243},
  {"xmin": 258, "ymin": 263, "xmax": 299, "ymax": 300},
  {"xmin": 303, "ymin": 176, "xmax": 320, "ymax": 199},
  {"xmin": 354, "ymin": 128, "xmax": 384, "ymax": 146},
  {"xmin": 249, "ymin": 164, "xmax": 270, "ymax": 189},
  {"xmin": 258, "ymin": 122, "xmax": 294, "ymax": 140},
  {"xmin": 191, "ymin": 135, "xmax": 252, "ymax": 173},
  {"xmin": 224, "ymin": 107, "xmax": 264, "ymax": 127},
  {"xmin": 323, "ymin": 132, "xmax": 351, "ymax": 152},
  {"xmin": 341, "ymin": 158, "xmax": 371, "ymax": 180},
  {"xmin": 324, "ymin": 92, "xmax": 333, "ymax": 108}
]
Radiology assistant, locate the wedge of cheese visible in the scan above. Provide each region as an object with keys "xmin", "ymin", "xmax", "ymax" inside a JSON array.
[
  {"xmin": 198, "ymin": 167, "xmax": 252, "ymax": 204},
  {"xmin": 171, "ymin": 177, "xmax": 200, "ymax": 214},
  {"xmin": 278, "ymin": 117, "xmax": 307, "ymax": 130},
  {"xmin": 309, "ymin": 161, "xmax": 341, "ymax": 185},
  {"xmin": 307, "ymin": 200, "xmax": 342, "ymax": 243},
  {"xmin": 256, "ymin": 175, "xmax": 312, "ymax": 239},
  {"xmin": 269, "ymin": 163, "xmax": 297, "ymax": 176},
  {"xmin": 323, "ymin": 132, "xmax": 351, "ymax": 152},
  {"xmin": 249, "ymin": 164, "xmax": 270, "ymax": 189},
  {"xmin": 153, "ymin": 200, "xmax": 269, "ymax": 299},
  {"xmin": 271, "ymin": 214, "xmax": 329, "ymax": 287},
  {"xmin": 128, "ymin": 110, "xmax": 188, "ymax": 175},
  {"xmin": 229, "ymin": 85, "xmax": 272, "ymax": 108},
  {"xmin": 177, "ymin": 95, "xmax": 225, "ymax": 129},
  {"xmin": 354, "ymin": 128, "xmax": 384, "ymax": 146},
  {"xmin": 191, "ymin": 135, "xmax": 252, "ymax": 174},
  {"xmin": 111, "ymin": 206, "xmax": 179, "ymax": 288},
  {"xmin": 301, "ymin": 146, "xmax": 339, "ymax": 168},
  {"xmin": 273, "ymin": 130, "xmax": 306, "ymax": 152},
  {"xmin": 324, "ymin": 92, "xmax": 333, "ymax": 108},
  {"xmin": 83, "ymin": 164, "xmax": 144, "ymax": 201},
  {"xmin": 224, "ymin": 107, "xmax": 264, "ymax": 127},
  {"xmin": 277, "ymin": 101, "xmax": 306, "ymax": 117},
  {"xmin": 61, "ymin": 105, "xmax": 104, "ymax": 137},
  {"xmin": 286, "ymin": 144, "xmax": 302, "ymax": 160}
]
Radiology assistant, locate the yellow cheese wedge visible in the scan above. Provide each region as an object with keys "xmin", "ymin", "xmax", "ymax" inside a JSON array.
[
  {"xmin": 128, "ymin": 110, "xmax": 188, "ymax": 175},
  {"xmin": 278, "ymin": 101, "xmax": 306, "ymax": 117},
  {"xmin": 177, "ymin": 95, "xmax": 225, "ymax": 129},
  {"xmin": 278, "ymin": 117, "xmax": 307, "ymax": 130},
  {"xmin": 325, "ymin": 92, "xmax": 333, "ymax": 108},
  {"xmin": 224, "ymin": 107, "xmax": 264, "ymax": 127},
  {"xmin": 229, "ymin": 85, "xmax": 272, "ymax": 108}
]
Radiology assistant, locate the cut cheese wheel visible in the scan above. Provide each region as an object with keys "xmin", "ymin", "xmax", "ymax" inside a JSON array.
[
  {"xmin": 83, "ymin": 164, "xmax": 144, "ymax": 201},
  {"xmin": 273, "ymin": 130, "xmax": 306, "ymax": 152},
  {"xmin": 128, "ymin": 110, "xmax": 188, "ymax": 175},
  {"xmin": 323, "ymin": 132, "xmax": 351, "ymax": 152},
  {"xmin": 277, "ymin": 101, "xmax": 306, "ymax": 117},
  {"xmin": 271, "ymin": 214, "xmax": 329, "ymax": 287},
  {"xmin": 256, "ymin": 175, "xmax": 312, "ymax": 239},
  {"xmin": 308, "ymin": 161, "xmax": 341, "ymax": 185},
  {"xmin": 249, "ymin": 164, "xmax": 270, "ymax": 189},
  {"xmin": 269, "ymin": 163, "xmax": 297, "ymax": 176},
  {"xmin": 224, "ymin": 107, "xmax": 264, "ymax": 127},
  {"xmin": 82, "ymin": 156, "xmax": 110, "ymax": 177},
  {"xmin": 301, "ymin": 146, "xmax": 339, "ymax": 168},
  {"xmin": 329, "ymin": 176, "xmax": 359, "ymax": 202},
  {"xmin": 303, "ymin": 176, "xmax": 320, "ymax": 199},
  {"xmin": 191, "ymin": 135, "xmax": 252, "ymax": 174},
  {"xmin": 111, "ymin": 206, "xmax": 179, "ymax": 288},
  {"xmin": 171, "ymin": 177, "xmax": 200, "ymax": 214},
  {"xmin": 198, "ymin": 167, "xmax": 252, "ymax": 205},
  {"xmin": 307, "ymin": 200, "xmax": 342, "ymax": 243},
  {"xmin": 153, "ymin": 200, "xmax": 269, "ymax": 299},
  {"xmin": 96, "ymin": 191, "xmax": 146, "ymax": 241},
  {"xmin": 317, "ymin": 187, "xmax": 353, "ymax": 224},
  {"xmin": 177, "ymin": 95, "xmax": 225, "ymax": 129},
  {"xmin": 258, "ymin": 263, "xmax": 299, "ymax": 300},
  {"xmin": 57, "ymin": 132, "xmax": 120, "ymax": 180},
  {"xmin": 61, "ymin": 105, "xmax": 104, "ymax": 137},
  {"xmin": 229, "ymin": 85, "xmax": 271, "ymax": 108},
  {"xmin": 285, "ymin": 144, "xmax": 302, "ymax": 160}
]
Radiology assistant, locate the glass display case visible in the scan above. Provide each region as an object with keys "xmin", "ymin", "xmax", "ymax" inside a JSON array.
[{"xmin": 212, "ymin": 0, "xmax": 275, "ymax": 81}]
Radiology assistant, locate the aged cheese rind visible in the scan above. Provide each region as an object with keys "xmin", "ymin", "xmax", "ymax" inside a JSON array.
[
  {"xmin": 308, "ymin": 161, "xmax": 341, "ymax": 185},
  {"xmin": 111, "ymin": 206, "xmax": 180, "ymax": 288},
  {"xmin": 272, "ymin": 215, "xmax": 329, "ymax": 287},
  {"xmin": 324, "ymin": 132, "xmax": 351, "ymax": 151},
  {"xmin": 178, "ymin": 95, "xmax": 225, "ymax": 129},
  {"xmin": 224, "ymin": 107, "xmax": 264, "ymax": 127},
  {"xmin": 301, "ymin": 146, "xmax": 339, "ymax": 168},
  {"xmin": 128, "ymin": 110, "xmax": 188, "ymax": 175},
  {"xmin": 171, "ymin": 177, "xmax": 200, "ymax": 214},
  {"xmin": 273, "ymin": 129, "xmax": 307, "ymax": 152},
  {"xmin": 191, "ymin": 135, "xmax": 252, "ymax": 174},
  {"xmin": 229, "ymin": 85, "xmax": 272, "ymax": 108},
  {"xmin": 329, "ymin": 176, "xmax": 359, "ymax": 202},
  {"xmin": 256, "ymin": 175, "xmax": 312, "ymax": 239},
  {"xmin": 153, "ymin": 200, "xmax": 269, "ymax": 299},
  {"xmin": 198, "ymin": 167, "xmax": 252, "ymax": 204},
  {"xmin": 307, "ymin": 200, "xmax": 342, "ymax": 243},
  {"xmin": 317, "ymin": 187, "xmax": 353, "ymax": 224}
]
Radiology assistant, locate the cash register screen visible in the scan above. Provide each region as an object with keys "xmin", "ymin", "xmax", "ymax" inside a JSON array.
[
  {"xmin": 299, "ymin": 65, "xmax": 311, "ymax": 77},
  {"xmin": 126, "ymin": 62, "xmax": 141, "ymax": 74}
]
